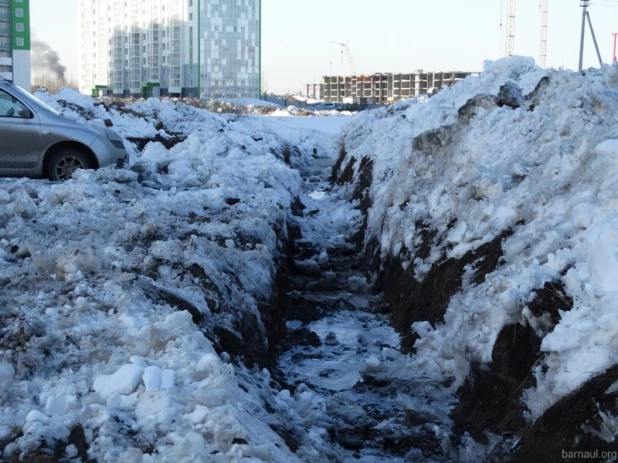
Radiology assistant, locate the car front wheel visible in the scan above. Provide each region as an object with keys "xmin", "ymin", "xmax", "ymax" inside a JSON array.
[{"xmin": 45, "ymin": 149, "xmax": 94, "ymax": 181}]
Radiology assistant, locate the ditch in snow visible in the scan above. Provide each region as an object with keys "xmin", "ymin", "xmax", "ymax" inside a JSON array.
[{"xmin": 276, "ymin": 156, "xmax": 455, "ymax": 462}]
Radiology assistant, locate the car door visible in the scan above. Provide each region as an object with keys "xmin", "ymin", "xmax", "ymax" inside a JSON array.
[{"xmin": 0, "ymin": 88, "xmax": 41, "ymax": 176}]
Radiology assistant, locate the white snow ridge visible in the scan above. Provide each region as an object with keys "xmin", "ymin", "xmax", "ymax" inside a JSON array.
[{"xmin": 2, "ymin": 58, "xmax": 618, "ymax": 462}]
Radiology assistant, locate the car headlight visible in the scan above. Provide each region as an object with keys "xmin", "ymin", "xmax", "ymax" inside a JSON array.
[{"xmin": 110, "ymin": 139, "xmax": 125, "ymax": 150}]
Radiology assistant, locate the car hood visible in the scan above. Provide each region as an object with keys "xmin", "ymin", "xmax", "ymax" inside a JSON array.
[{"xmin": 52, "ymin": 114, "xmax": 122, "ymax": 142}]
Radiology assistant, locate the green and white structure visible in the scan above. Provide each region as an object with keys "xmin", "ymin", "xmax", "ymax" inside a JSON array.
[
  {"xmin": 78, "ymin": 0, "xmax": 261, "ymax": 99},
  {"xmin": 0, "ymin": 0, "xmax": 31, "ymax": 90}
]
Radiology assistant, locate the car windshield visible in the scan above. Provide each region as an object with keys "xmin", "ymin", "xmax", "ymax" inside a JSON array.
[{"xmin": 7, "ymin": 84, "xmax": 61, "ymax": 116}]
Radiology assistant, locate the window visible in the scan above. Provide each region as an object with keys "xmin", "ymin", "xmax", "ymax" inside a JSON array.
[
  {"xmin": 15, "ymin": 23, "xmax": 24, "ymax": 32},
  {"xmin": 15, "ymin": 8, "xmax": 23, "ymax": 18},
  {"xmin": 0, "ymin": 90, "xmax": 30, "ymax": 119},
  {"xmin": 16, "ymin": 38, "xmax": 24, "ymax": 47}
]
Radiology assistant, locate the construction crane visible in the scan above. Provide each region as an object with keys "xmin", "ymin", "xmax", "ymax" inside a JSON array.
[
  {"xmin": 539, "ymin": 0, "xmax": 549, "ymax": 68},
  {"xmin": 506, "ymin": 0, "xmax": 516, "ymax": 57},
  {"xmin": 504, "ymin": 1, "xmax": 549, "ymax": 67},
  {"xmin": 331, "ymin": 41, "xmax": 358, "ymax": 75}
]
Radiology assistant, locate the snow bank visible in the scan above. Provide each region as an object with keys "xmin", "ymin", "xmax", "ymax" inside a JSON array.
[
  {"xmin": 0, "ymin": 91, "xmax": 336, "ymax": 461},
  {"xmin": 336, "ymin": 57, "xmax": 618, "ymax": 425}
]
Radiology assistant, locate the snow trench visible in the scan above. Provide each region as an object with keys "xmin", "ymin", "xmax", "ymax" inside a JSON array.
[{"xmin": 6, "ymin": 58, "xmax": 618, "ymax": 462}]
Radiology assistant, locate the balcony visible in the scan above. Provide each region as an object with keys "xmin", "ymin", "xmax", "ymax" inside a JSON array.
[{"xmin": 0, "ymin": 0, "xmax": 10, "ymax": 6}]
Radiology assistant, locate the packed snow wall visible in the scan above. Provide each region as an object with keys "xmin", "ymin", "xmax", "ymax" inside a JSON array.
[{"xmin": 333, "ymin": 57, "xmax": 618, "ymax": 459}]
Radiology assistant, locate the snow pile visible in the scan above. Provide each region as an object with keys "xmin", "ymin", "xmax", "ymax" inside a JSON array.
[
  {"xmin": 0, "ymin": 92, "xmax": 338, "ymax": 461},
  {"xmin": 337, "ymin": 57, "xmax": 618, "ymax": 423}
]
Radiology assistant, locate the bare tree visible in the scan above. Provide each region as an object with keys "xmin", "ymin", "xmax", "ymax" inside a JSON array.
[{"xmin": 31, "ymin": 76, "xmax": 78, "ymax": 94}]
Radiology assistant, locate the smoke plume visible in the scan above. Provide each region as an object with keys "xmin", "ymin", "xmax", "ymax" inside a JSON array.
[{"xmin": 32, "ymin": 40, "xmax": 66, "ymax": 82}]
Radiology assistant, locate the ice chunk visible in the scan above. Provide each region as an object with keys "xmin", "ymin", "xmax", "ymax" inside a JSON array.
[
  {"xmin": 196, "ymin": 353, "xmax": 221, "ymax": 377},
  {"xmin": 184, "ymin": 405, "xmax": 209, "ymax": 424},
  {"xmin": 129, "ymin": 355, "xmax": 147, "ymax": 367},
  {"xmin": 121, "ymin": 448, "xmax": 143, "ymax": 463},
  {"xmin": 596, "ymin": 139, "xmax": 618, "ymax": 161},
  {"xmin": 349, "ymin": 295, "xmax": 369, "ymax": 309},
  {"xmin": 161, "ymin": 369, "xmax": 175, "ymax": 389},
  {"xmin": 364, "ymin": 355, "xmax": 381, "ymax": 373},
  {"xmin": 587, "ymin": 217, "xmax": 618, "ymax": 293},
  {"xmin": 56, "ymin": 246, "xmax": 101, "ymax": 281},
  {"xmin": 142, "ymin": 366, "xmax": 163, "ymax": 391},
  {"xmin": 0, "ymin": 362, "xmax": 15, "ymax": 382},
  {"xmin": 94, "ymin": 364, "xmax": 145, "ymax": 399},
  {"xmin": 0, "ymin": 425, "xmax": 11, "ymax": 440},
  {"xmin": 25, "ymin": 410, "xmax": 50, "ymax": 424},
  {"xmin": 75, "ymin": 296, "xmax": 91, "ymax": 312},
  {"xmin": 606, "ymin": 63, "xmax": 618, "ymax": 85},
  {"xmin": 65, "ymin": 445, "xmax": 78, "ymax": 458},
  {"xmin": 45, "ymin": 394, "xmax": 67, "ymax": 416},
  {"xmin": 0, "ymin": 190, "xmax": 10, "ymax": 205},
  {"xmin": 572, "ymin": 203, "xmax": 594, "ymax": 230},
  {"xmin": 135, "ymin": 390, "xmax": 176, "ymax": 425}
]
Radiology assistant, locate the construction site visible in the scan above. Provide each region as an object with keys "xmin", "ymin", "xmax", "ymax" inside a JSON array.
[
  {"xmin": 314, "ymin": 71, "xmax": 473, "ymax": 105},
  {"xmin": 307, "ymin": 0, "xmax": 555, "ymax": 105}
]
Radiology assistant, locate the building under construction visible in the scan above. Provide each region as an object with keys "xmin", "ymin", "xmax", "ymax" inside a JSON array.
[{"xmin": 316, "ymin": 71, "xmax": 474, "ymax": 105}]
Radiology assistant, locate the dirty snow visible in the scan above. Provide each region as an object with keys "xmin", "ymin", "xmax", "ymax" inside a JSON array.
[
  {"xmin": 0, "ymin": 89, "xmax": 358, "ymax": 462},
  {"xmin": 338, "ymin": 56, "xmax": 618, "ymax": 425},
  {"xmin": 4, "ymin": 56, "xmax": 618, "ymax": 461}
]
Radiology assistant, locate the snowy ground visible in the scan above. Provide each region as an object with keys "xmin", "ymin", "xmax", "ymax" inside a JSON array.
[
  {"xmin": 335, "ymin": 57, "xmax": 618, "ymax": 453},
  {"xmin": 0, "ymin": 90, "xmax": 356, "ymax": 462},
  {"xmin": 4, "ymin": 57, "xmax": 618, "ymax": 462}
]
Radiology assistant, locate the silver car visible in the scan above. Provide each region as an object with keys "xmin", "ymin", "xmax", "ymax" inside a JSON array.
[{"xmin": 0, "ymin": 78, "xmax": 128, "ymax": 181}]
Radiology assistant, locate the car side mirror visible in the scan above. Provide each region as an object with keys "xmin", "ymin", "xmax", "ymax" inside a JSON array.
[{"xmin": 17, "ymin": 107, "xmax": 32, "ymax": 118}]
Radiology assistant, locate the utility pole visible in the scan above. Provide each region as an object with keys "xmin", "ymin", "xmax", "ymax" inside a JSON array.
[
  {"xmin": 579, "ymin": 0, "xmax": 603, "ymax": 71},
  {"xmin": 539, "ymin": 0, "xmax": 549, "ymax": 68},
  {"xmin": 506, "ymin": 0, "xmax": 516, "ymax": 56},
  {"xmin": 613, "ymin": 33, "xmax": 618, "ymax": 63}
]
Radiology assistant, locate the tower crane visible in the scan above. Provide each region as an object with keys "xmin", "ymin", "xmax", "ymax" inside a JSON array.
[
  {"xmin": 506, "ymin": 0, "xmax": 516, "ymax": 57},
  {"xmin": 503, "ymin": 1, "xmax": 549, "ymax": 68},
  {"xmin": 331, "ymin": 41, "xmax": 358, "ymax": 76},
  {"xmin": 539, "ymin": 0, "xmax": 549, "ymax": 68}
]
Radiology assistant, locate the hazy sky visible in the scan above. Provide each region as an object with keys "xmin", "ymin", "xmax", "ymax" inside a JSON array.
[{"xmin": 31, "ymin": 0, "xmax": 618, "ymax": 93}]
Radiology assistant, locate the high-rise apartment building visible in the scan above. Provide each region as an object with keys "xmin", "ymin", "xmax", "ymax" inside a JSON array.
[
  {"xmin": 0, "ymin": 0, "xmax": 31, "ymax": 90},
  {"xmin": 78, "ymin": 0, "xmax": 261, "ymax": 99}
]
